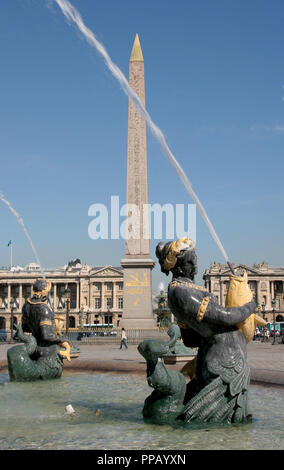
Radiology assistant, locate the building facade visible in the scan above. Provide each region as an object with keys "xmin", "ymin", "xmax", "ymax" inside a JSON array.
[
  {"xmin": 203, "ymin": 261, "xmax": 284, "ymax": 323},
  {"xmin": 0, "ymin": 262, "xmax": 124, "ymax": 330}
]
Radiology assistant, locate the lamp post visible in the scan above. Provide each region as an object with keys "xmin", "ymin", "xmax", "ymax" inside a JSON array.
[
  {"xmin": 86, "ymin": 307, "xmax": 90, "ymax": 326},
  {"xmin": 272, "ymin": 298, "xmax": 277, "ymax": 345},
  {"xmin": 257, "ymin": 304, "xmax": 262, "ymax": 340},
  {"xmin": 9, "ymin": 299, "xmax": 15, "ymax": 344},
  {"xmin": 107, "ymin": 308, "xmax": 111, "ymax": 329},
  {"xmin": 79, "ymin": 308, "xmax": 84, "ymax": 329},
  {"xmin": 261, "ymin": 302, "xmax": 268, "ymax": 343},
  {"xmin": 65, "ymin": 287, "xmax": 71, "ymax": 338}
]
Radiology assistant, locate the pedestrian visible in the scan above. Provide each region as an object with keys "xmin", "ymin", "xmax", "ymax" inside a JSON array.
[
  {"xmin": 254, "ymin": 327, "xmax": 260, "ymax": 341},
  {"xmin": 120, "ymin": 328, "xmax": 128, "ymax": 349}
]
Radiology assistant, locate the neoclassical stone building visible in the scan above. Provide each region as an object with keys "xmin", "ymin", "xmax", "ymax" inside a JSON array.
[
  {"xmin": 203, "ymin": 261, "xmax": 284, "ymax": 323},
  {"xmin": 0, "ymin": 261, "xmax": 124, "ymax": 330}
]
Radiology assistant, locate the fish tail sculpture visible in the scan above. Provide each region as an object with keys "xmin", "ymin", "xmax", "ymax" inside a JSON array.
[
  {"xmin": 138, "ymin": 324, "xmax": 187, "ymax": 423},
  {"xmin": 225, "ymin": 272, "xmax": 267, "ymax": 343},
  {"xmin": 7, "ymin": 323, "xmax": 63, "ymax": 382}
]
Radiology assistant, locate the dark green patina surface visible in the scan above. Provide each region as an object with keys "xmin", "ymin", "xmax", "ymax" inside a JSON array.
[
  {"xmin": 138, "ymin": 325, "xmax": 186, "ymax": 423},
  {"xmin": 7, "ymin": 323, "xmax": 63, "ymax": 382}
]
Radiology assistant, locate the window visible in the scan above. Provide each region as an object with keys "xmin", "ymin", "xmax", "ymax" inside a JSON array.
[
  {"xmin": 118, "ymin": 283, "xmax": 123, "ymax": 291},
  {"xmin": 274, "ymin": 282, "xmax": 283, "ymax": 294},
  {"xmin": 94, "ymin": 283, "xmax": 101, "ymax": 291},
  {"xmin": 118, "ymin": 298, "xmax": 123, "ymax": 309},
  {"xmin": 106, "ymin": 283, "xmax": 112, "ymax": 291},
  {"xmin": 95, "ymin": 298, "xmax": 101, "ymax": 309},
  {"xmin": 106, "ymin": 298, "xmax": 112, "ymax": 308}
]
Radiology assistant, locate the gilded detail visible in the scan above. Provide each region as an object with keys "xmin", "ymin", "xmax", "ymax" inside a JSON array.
[
  {"xmin": 163, "ymin": 237, "xmax": 196, "ymax": 271},
  {"xmin": 39, "ymin": 320, "xmax": 52, "ymax": 327},
  {"xmin": 177, "ymin": 320, "xmax": 188, "ymax": 330},
  {"xmin": 170, "ymin": 279, "xmax": 207, "ymax": 293},
  {"xmin": 32, "ymin": 280, "xmax": 52, "ymax": 299},
  {"xmin": 196, "ymin": 296, "xmax": 210, "ymax": 322},
  {"xmin": 27, "ymin": 298, "xmax": 48, "ymax": 306}
]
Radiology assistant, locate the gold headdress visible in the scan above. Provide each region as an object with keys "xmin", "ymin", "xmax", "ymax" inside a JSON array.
[
  {"xmin": 32, "ymin": 279, "xmax": 52, "ymax": 298},
  {"xmin": 163, "ymin": 237, "xmax": 196, "ymax": 271}
]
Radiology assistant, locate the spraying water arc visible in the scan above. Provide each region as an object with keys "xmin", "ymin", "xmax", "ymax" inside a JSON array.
[
  {"xmin": 0, "ymin": 193, "xmax": 58, "ymax": 309},
  {"xmin": 0, "ymin": 192, "xmax": 45, "ymax": 278},
  {"xmin": 54, "ymin": 0, "xmax": 234, "ymax": 272}
]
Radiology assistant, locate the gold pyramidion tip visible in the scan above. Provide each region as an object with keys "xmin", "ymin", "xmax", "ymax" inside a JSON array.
[{"xmin": 130, "ymin": 33, "xmax": 144, "ymax": 62}]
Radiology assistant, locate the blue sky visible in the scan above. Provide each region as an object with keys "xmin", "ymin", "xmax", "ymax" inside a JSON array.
[{"xmin": 0, "ymin": 0, "xmax": 284, "ymax": 290}]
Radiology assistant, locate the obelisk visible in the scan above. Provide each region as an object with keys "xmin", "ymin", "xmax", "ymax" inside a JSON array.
[{"xmin": 120, "ymin": 34, "xmax": 156, "ymax": 329}]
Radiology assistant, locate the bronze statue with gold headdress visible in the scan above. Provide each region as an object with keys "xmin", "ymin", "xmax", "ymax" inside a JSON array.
[
  {"xmin": 154, "ymin": 237, "xmax": 259, "ymax": 424},
  {"xmin": 7, "ymin": 279, "xmax": 71, "ymax": 381}
]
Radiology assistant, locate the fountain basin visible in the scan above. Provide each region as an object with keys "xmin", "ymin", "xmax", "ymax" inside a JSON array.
[{"xmin": 0, "ymin": 371, "xmax": 283, "ymax": 450}]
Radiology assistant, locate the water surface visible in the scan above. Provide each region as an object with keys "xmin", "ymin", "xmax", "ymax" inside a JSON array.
[{"xmin": 0, "ymin": 372, "xmax": 283, "ymax": 450}]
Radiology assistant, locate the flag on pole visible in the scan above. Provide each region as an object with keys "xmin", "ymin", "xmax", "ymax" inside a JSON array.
[{"xmin": 8, "ymin": 240, "xmax": 13, "ymax": 270}]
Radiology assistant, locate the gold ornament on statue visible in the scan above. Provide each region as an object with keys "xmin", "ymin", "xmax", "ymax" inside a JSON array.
[
  {"xmin": 55, "ymin": 313, "xmax": 71, "ymax": 362},
  {"xmin": 225, "ymin": 272, "xmax": 267, "ymax": 343},
  {"xmin": 163, "ymin": 237, "xmax": 196, "ymax": 271}
]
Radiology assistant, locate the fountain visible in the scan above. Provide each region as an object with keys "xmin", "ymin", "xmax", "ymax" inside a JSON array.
[{"xmin": 0, "ymin": 0, "xmax": 282, "ymax": 451}]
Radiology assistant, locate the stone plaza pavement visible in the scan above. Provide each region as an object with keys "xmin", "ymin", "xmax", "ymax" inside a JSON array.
[{"xmin": 0, "ymin": 339, "xmax": 283, "ymax": 386}]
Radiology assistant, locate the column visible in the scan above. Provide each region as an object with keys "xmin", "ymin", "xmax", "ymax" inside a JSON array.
[
  {"xmin": 256, "ymin": 281, "xmax": 260, "ymax": 306},
  {"xmin": 101, "ymin": 282, "xmax": 106, "ymax": 312},
  {"xmin": 89, "ymin": 281, "xmax": 92, "ymax": 324},
  {"xmin": 53, "ymin": 283, "xmax": 57, "ymax": 311},
  {"xmin": 7, "ymin": 283, "xmax": 11, "ymax": 309},
  {"xmin": 270, "ymin": 281, "xmax": 275, "ymax": 308},
  {"xmin": 76, "ymin": 282, "xmax": 80, "ymax": 311},
  {"xmin": 19, "ymin": 284, "xmax": 22, "ymax": 310},
  {"xmin": 114, "ymin": 282, "xmax": 118, "ymax": 310},
  {"xmin": 89, "ymin": 281, "xmax": 91, "ymax": 310},
  {"xmin": 111, "ymin": 282, "xmax": 114, "ymax": 310},
  {"xmin": 219, "ymin": 278, "xmax": 223, "ymax": 307}
]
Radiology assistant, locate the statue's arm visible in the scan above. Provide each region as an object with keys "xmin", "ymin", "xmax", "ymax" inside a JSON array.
[
  {"xmin": 203, "ymin": 299, "xmax": 256, "ymax": 326},
  {"xmin": 39, "ymin": 305, "xmax": 66, "ymax": 344},
  {"xmin": 169, "ymin": 285, "xmax": 256, "ymax": 327}
]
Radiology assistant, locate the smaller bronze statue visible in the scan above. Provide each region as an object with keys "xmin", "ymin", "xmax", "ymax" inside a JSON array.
[
  {"xmin": 7, "ymin": 279, "xmax": 71, "ymax": 381},
  {"xmin": 165, "ymin": 323, "xmax": 196, "ymax": 358}
]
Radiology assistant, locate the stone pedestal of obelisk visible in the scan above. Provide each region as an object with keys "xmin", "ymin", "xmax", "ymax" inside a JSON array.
[{"xmin": 121, "ymin": 34, "xmax": 156, "ymax": 329}]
